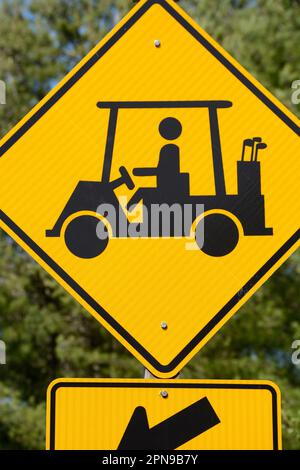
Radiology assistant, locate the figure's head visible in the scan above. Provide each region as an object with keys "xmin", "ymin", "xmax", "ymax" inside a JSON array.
[{"xmin": 159, "ymin": 117, "xmax": 182, "ymax": 140}]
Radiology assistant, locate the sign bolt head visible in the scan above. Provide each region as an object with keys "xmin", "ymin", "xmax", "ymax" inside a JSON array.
[
  {"xmin": 154, "ymin": 39, "xmax": 161, "ymax": 48},
  {"xmin": 160, "ymin": 390, "xmax": 168, "ymax": 399},
  {"xmin": 161, "ymin": 321, "xmax": 168, "ymax": 330}
]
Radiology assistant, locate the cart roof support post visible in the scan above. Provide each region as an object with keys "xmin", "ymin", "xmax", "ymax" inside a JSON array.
[
  {"xmin": 102, "ymin": 107, "xmax": 119, "ymax": 182},
  {"xmin": 208, "ymin": 105, "xmax": 227, "ymax": 196}
]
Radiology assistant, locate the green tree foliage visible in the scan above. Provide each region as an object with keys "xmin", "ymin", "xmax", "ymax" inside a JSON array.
[
  {"xmin": 0, "ymin": 0, "xmax": 299, "ymax": 449},
  {"xmin": 183, "ymin": 0, "xmax": 300, "ymax": 109}
]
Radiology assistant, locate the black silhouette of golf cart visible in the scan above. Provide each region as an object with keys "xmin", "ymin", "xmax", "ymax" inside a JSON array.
[{"xmin": 46, "ymin": 100, "xmax": 273, "ymax": 258}]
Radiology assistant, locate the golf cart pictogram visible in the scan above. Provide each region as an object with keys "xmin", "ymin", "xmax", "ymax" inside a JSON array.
[{"xmin": 46, "ymin": 100, "xmax": 273, "ymax": 259}]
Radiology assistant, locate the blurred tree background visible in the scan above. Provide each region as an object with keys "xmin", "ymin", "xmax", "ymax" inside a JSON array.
[{"xmin": 0, "ymin": 0, "xmax": 299, "ymax": 449}]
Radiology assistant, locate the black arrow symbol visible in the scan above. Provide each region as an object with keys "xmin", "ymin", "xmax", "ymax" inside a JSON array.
[{"xmin": 118, "ymin": 396, "xmax": 220, "ymax": 450}]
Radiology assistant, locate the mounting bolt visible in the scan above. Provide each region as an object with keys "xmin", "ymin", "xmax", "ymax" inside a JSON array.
[
  {"xmin": 161, "ymin": 321, "xmax": 168, "ymax": 330},
  {"xmin": 154, "ymin": 39, "xmax": 161, "ymax": 48},
  {"xmin": 160, "ymin": 390, "xmax": 168, "ymax": 399}
]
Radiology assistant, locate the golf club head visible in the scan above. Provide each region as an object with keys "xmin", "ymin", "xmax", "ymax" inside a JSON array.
[
  {"xmin": 241, "ymin": 138, "xmax": 253, "ymax": 161},
  {"xmin": 256, "ymin": 143, "xmax": 267, "ymax": 150},
  {"xmin": 251, "ymin": 137, "xmax": 264, "ymax": 161},
  {"xmin": 254, "ymin": 142, "xmax": 267, "ymax": 161}
]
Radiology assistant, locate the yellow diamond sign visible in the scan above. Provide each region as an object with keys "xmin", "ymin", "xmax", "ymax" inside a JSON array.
[{"xmin": 0, "ymin": 0, "xmax": 299, "ymax": 378}]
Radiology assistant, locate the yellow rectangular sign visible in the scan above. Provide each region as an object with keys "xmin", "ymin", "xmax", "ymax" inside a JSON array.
[{"xmin": 47, "ymin": 379, "xmax": 281, "ymax": 450}]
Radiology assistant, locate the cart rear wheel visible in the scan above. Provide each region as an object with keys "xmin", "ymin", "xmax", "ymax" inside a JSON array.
[
  {"xmin": 65, "ymin": 215, "xmax": 109, "ymax": 259},
  {"xmin": 195, "ymin": 213, "xmax": 239, "ymax": 257}
]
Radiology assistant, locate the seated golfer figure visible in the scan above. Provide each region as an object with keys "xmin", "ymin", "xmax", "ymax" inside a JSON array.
[
  {"xmin": 156, "ymin": 117, "xmax": 183, "ymax": 191},
  {"xmin": 129, "ymin": 117, "xmax": 184, "ymax": 207}
]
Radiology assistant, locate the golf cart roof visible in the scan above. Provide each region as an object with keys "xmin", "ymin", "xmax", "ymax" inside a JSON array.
[{"xmin": 97, "ymin": 100, "xmax": 232, "ymax": 110}]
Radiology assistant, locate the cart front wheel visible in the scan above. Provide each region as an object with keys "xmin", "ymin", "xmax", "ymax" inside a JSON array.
[
  {"xmin": 195, "ymin": 213, "xmax": 239, "ymax": 257},
  {"xmin": 65, "ymin": 215, "xmax": 109, "ymax": 259}
]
